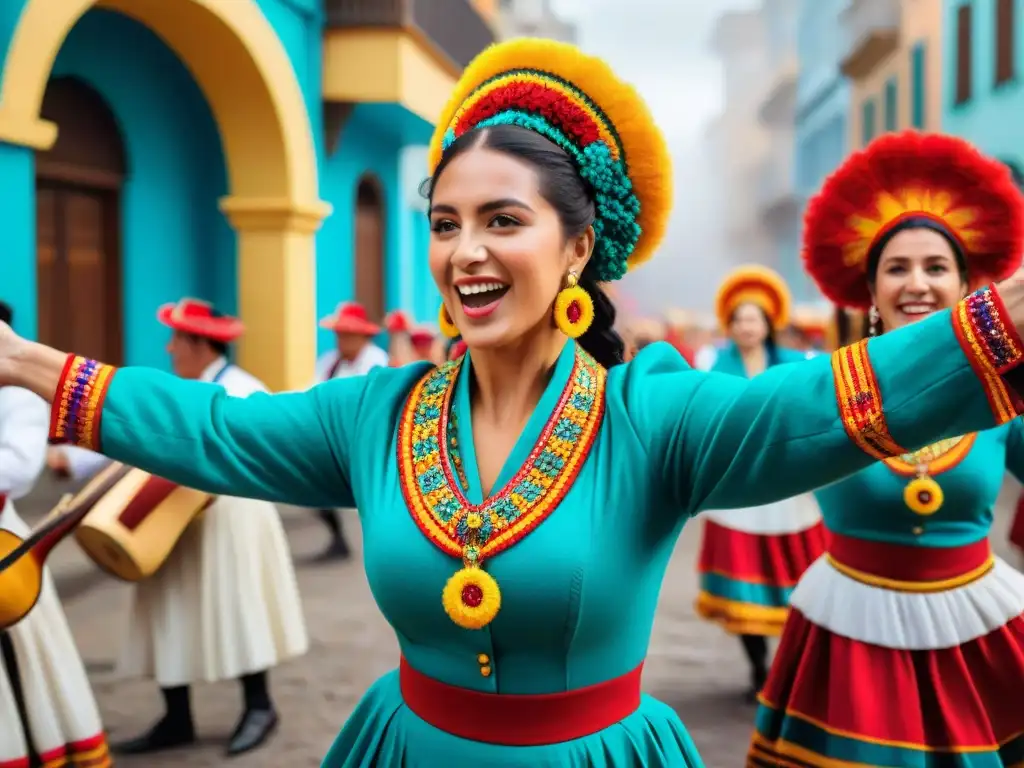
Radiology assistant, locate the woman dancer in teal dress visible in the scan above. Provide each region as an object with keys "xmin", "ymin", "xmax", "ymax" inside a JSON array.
[
  {"xmin": 750, "ymin": 131, "xmax": 1024, "ymax": 767},
  {"xmin": 695, "ymin": 265, "xmax": 824, "ymax": 701},
  {"xmin": 4, "ymin": 41, "xmax": 1024, "ymax": 768}
]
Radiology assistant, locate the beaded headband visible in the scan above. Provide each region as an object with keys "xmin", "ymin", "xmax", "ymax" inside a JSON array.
[
  {"xmin": 428, "ymin": 39, "xmax": 672, "ymax": 283},
  {"xmin": 804, "ymin": 131, "xmax": 1024, "ymax": 310},
  {"xmin": 715, "ymin": 265, "xmax": 792, "ymax": 332}
]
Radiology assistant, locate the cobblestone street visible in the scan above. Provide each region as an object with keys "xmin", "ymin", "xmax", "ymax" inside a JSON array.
[{"xmin": 27, "ymin": 477, "xmax": 1024, "ymax": 767}]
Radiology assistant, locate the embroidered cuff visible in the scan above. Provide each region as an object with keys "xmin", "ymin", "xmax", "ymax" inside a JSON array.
[
  {"xmin": 831, "ymin": 339, "xmax": 907, "ymax": 460},
  {"xmin": 48, "ymin": 354, "xmax": 117, "ymax": 450},
  {"xmin": 953, "ymin": 287, "xmax": 1024, "ymax": 424}
]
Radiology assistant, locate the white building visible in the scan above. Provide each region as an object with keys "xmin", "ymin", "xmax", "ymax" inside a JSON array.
[
  {"xmin": 707, "ymin": 7, "xmax": 774, "ymax": 272},
  {"xmin": 497, "ymin": 0, "xmax": 577, "ymax": 42}
]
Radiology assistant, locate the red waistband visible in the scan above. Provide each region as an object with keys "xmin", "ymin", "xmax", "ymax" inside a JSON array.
[
  {"xmin": 399, "ymin": 656, "xmax": 643, "ymax": 746},
  {"xmin": 827, "ymin": 531, "xmax": 991, "ymax": 582}
]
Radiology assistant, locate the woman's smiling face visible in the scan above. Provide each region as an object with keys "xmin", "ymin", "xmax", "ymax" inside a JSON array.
[
  {"xmin": 428, "ymin": 142, "xmax": 591, "ymax": 350},
  {"xmin": 871, "ymin": 228, "xmax": 967, "ymax": 332}
]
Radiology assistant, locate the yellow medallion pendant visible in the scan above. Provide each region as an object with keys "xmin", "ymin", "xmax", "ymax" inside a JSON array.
[
  {"xmin": 441, "ymin": 542, "xmax": 501, "ymax": 630},
  {"xmin": 903, "ymin": 472, "xmax": 943, "ymax": 516}
]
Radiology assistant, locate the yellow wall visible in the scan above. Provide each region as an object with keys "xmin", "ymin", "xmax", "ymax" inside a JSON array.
[
  {"xmin": 323, "ymin": 28, "xmax": 456, "ymax": 125},
  {"xmin": 849, "ymin": 0, "xmax": 943, "ymax": 147}
]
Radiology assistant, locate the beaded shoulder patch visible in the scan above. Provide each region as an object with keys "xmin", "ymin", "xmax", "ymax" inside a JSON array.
[{"xmin": 396, "ymin": 346, "xmax": 606, "ymax": 629}]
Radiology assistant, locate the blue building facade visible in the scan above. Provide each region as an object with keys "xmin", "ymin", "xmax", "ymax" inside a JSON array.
[
  {"xmin": 0, "ymin": 0, "xmax": 493, "ymax": 390},
  {"xmin": 793, "ymin": 0, "xmax": 850, "ymax": 301},
  {"xmin": 941, "ymin": 0, "xmax": 1024, "ymax": 183}
]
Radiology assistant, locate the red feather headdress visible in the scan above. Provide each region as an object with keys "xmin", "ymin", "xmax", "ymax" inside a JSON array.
[{"xmin": 803, "ymin": 131, "xmax": 1024, "ymax": 309}]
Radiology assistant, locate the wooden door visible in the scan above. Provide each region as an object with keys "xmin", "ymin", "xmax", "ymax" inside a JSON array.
[
  {"xmin": 35, "ymin": 77, "xmax": 125, "ymax": 364},
  {"xmin": 354, "ymin": 175, "xmax": 385, "ymax": 323},
  {"xmin": 34, "ymin": 184, "xmax": 121, "ymax": 362}
]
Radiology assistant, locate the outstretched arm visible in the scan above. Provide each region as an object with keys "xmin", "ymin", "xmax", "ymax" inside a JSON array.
[
  {"xmin": 626, "ymin": 288, "xmax": 1024, "ymax": 515},
  {"xmin": 6, "ymin": 346, "xmax": 372, "ymax": 508}
]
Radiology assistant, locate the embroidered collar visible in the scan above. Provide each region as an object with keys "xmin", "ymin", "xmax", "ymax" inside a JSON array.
[{"xmin": 396, "ymin": 343, "xmax": 606, "ymax": 629}]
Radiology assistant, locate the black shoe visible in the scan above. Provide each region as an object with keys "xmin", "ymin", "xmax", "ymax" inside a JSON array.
[
  {"xmin": 113, "ymin": 717, "xmax": 196, "ymax": 755},
  {"xmin": 312, "ymin": 538, "xmax": 351, "ymax": 563},
  {"xmin": 226, "ymin": 708, "xmax": 278, "ymax": 756},
  {"xmin": 744, "ymin": 668, "xmax": 768, "ymax": 705}
]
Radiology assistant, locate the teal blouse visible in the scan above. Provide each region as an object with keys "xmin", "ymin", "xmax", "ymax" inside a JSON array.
[
  {"xmin": 709, "ymin": 343, "xmax": 808, "ymax": 378},
  {"xmin": 817, "ymin": 420, "xmax": 1024, "ymax": 548},
  {"xmin": 82, "ymin": 308, "xmax": 1018, "ymax": 765}
]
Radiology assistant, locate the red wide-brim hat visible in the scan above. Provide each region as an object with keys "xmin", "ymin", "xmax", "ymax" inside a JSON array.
[
  {"xmin": 156, "ymin": 298, "xmax": 245, "ymax": 343},
  {"xmin": 319, "ymin": 302, "xmax": 382, "ymax": 336},
  {"xmin": 803, "ymin": 131, "xmax": 1024, "ymax": 310}
]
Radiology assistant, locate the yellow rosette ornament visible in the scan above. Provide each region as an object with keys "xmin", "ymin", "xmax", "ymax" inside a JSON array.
[{"xmin": 903, "ymin": 475, "xmax": 944, "ymax": 516}]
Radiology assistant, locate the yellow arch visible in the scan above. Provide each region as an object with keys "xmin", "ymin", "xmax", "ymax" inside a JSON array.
[{"xmin": 0, "ymin": 0, "xmax": 330, "ymax": 390}]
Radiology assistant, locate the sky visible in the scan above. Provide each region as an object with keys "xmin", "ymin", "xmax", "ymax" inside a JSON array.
[{"xmin": 550, "ymin": 0, "xmax": 761, "ymax": 316}]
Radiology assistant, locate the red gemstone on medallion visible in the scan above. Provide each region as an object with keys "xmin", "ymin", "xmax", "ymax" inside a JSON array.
[
  {"xmin": 918, "ymin": 491, "xmax": 931, "ymax": 504},
  {"xmin": 567, "ymin": 300, "xmax": 582, "ymax": 324},
  {"xmin": 461, "ymin": 584, "xmax": 483, "ymax": 608}
]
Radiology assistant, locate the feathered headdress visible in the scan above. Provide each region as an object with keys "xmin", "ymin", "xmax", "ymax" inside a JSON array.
[
  {"xmin": 715, "ymin": 265, "xmax": 791, "ymax": 331},
  {"xmin": 803, "ymin": 131, "xmax": 1024, "ymax": 309},
  {"xmin": 428, "ymin": 39, "xmax": 672, "ymax": 283}
]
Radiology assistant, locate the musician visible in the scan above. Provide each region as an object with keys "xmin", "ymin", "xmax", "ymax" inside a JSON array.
[
  {"xmin": 0, "ymin": 301, "xmax": 111, "ymax": 768},
  {"xmin": 310, "ymin": 302, "xmax": 388, "ymax": 561},
  {"xmin": 51, "ymin": 298, "xmax": 308, "ymax": 757}
]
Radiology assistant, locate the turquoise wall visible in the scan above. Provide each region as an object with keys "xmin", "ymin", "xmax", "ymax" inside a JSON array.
[
  {"xmin": 942, "ymin": 0, "xmax": 1024, "ymax": 171},
  {"xmin": 0, "ymin": 0, "xmax": 442, "ymax": 362},
  {"xmin": 316, "ymin": 102, "xmax": 435, "ymax": 352},
  {"xmin": 52, "ymin": 9, "xmax": 232, "ymax": 370}
]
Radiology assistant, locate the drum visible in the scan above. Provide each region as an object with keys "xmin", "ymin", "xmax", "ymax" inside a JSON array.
[{"xmin": 74, "ymin": 467, "xmax": 214, "ymax": 581}]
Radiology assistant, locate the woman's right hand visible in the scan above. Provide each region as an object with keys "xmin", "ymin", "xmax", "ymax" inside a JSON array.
[
  {"xmin": 0, "ymin": 320, "xmax": 26, "ymax": 385},
  {"xmin": 0, "ymin": 323, "xmax": 70, "ymax": 402}
]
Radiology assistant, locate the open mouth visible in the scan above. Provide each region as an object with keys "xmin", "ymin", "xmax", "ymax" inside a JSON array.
[
  {"xmin": 898, "ymin": 303, "xmax": 937, "ymax": 317},
  {"xmin": 456, "ymin": 281, "xmax": 510, "ymax": 319}
]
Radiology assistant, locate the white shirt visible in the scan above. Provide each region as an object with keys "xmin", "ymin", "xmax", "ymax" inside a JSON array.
[
  {"xmin": 59, "ymin": 356, "xmax": 266, "ymax": 481},
  {"xmin": 0, "ymin": 386, "xmax": 49, "ymax": 501},
  {"xmin": 694, "ymin": 344, "xmax": 719, "ymax": 372},
  {"xmin": 313, "ymin": 343, "xmax": 389, "ymax": 384}
]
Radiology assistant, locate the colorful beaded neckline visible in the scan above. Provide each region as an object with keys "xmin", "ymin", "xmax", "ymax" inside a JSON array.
[{"xmin": 396, "ymin": 345, "xmax": 606, "ymax": 630}]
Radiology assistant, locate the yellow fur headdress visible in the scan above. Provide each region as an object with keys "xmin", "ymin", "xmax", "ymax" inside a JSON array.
[
  {"xmin": 428, "ymin": 39, "xmax": 672, "ymax": 283},
  {"xmin": 715, "ymin": 265, "xmax": 792, "ymax": 331}
]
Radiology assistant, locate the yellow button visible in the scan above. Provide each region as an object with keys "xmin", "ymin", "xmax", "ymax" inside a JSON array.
[
  {"xmin": 480, "ymin": 665, "xmax": 492, "ymax": 677},
  {"xmin": 912, "ymin": 526, "xmax": 924, "ymax": 535},
  {"xmin": 477, "ymin": 654, "xmax": 489, "ymax": 665}
]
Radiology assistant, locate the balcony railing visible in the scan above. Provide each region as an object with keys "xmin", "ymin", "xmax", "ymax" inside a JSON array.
[
  {"xmin": 326, "ymin": 0, "xmax": 495, "ymax": 70},
  {"xmin": 839, "ymin": 0, "xmax": 900, "ymax": 79}
]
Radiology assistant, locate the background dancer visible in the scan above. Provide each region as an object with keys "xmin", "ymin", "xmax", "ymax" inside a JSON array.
[
  {"xmin": 694, "ymin": 265, "xmax": 824, "ymax": 702},
  {"xmin": 750, "ymin": 131, "xmax": 1024, "ymax": 767}
]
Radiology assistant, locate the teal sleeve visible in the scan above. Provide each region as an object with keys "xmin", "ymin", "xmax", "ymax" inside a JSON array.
[
  {"xmin": 95, "ymin": 368, "xmax": 376, "ymax": 508},
  {"xmin": 625, "ymin": 308, "xmax": 1019, "ymax": 515},
  {"xmin": 1003, "ymin": 419, "xmax": 1024, "ymax": 484}
]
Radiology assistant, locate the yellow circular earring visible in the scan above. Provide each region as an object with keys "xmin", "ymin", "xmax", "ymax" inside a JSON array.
[
  {"xmin": 438, "ymin": 303, "xmax": 459, "ymax": 338},
  {"xmin": 553, "ymin": 272, "xmax": 594, "ymax": 339}
]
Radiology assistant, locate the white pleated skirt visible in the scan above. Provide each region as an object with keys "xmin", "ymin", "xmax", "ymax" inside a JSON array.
[
  {"xmin": 116, "ymin": 495, "xmax": 309, "ymax": 687},
  {"xmin": 0, "ymin": 502, "xmax": 110, "ymax": 767},
  {"xmin": 791, "ymin": 552, "xmax": 1024, "ymax": 649}
]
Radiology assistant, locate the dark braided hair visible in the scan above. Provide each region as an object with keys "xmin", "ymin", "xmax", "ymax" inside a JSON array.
[{"xmin": 426, "ymin": 124, "xmax": 626, "ymax": 368}]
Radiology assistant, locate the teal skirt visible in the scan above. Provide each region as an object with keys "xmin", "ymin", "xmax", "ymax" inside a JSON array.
[{"xmin": 322, "ymin": 669, "xmax": 706, "ymax": 767}]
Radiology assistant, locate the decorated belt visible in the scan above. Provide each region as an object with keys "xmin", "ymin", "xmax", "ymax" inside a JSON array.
[
  {"xmin": 825, "ymin": 531, "xmax": 994, "ymax": 593},
  {"xmin": 399, "ymin": 656, "xmax": 642, "ymax": 745}
]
